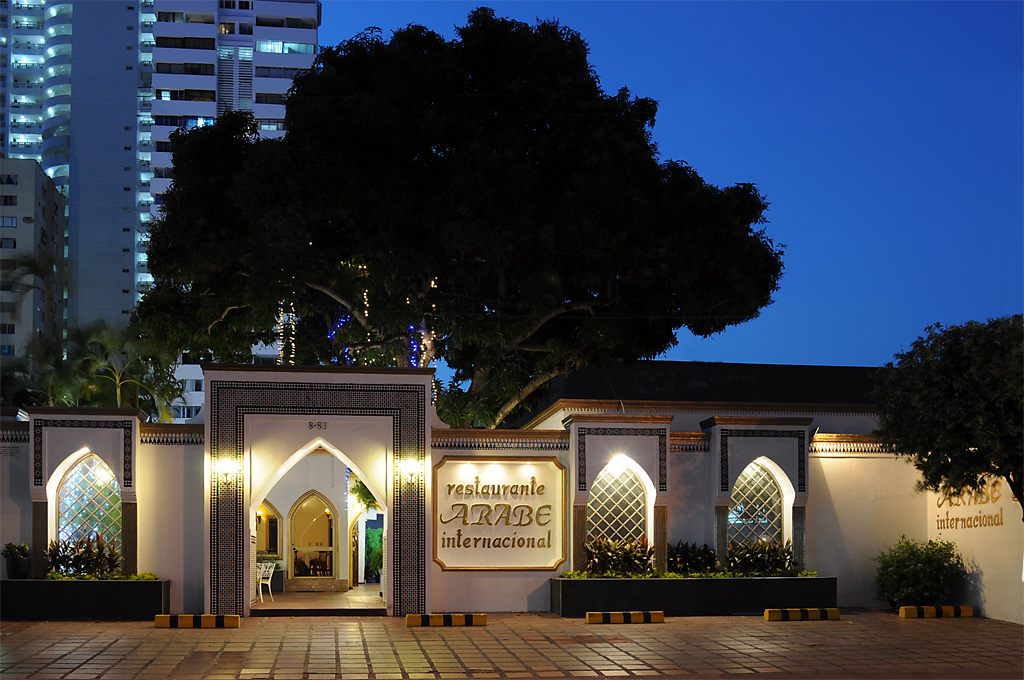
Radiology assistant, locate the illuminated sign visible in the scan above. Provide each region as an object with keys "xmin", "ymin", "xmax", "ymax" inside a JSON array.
[{"xmin": 433, "ymin": 456, "xmax": 566, "ymax": 571}]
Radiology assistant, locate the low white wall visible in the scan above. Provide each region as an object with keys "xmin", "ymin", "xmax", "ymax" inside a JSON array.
[
  {"xmin": 0, "ymin": 434, "xmax": 31, "ymax": 579},
  {"xmin": 806, "ymin": 451, "xmax": 927, "ymax": 606},
  {"xmin": 928, "ymin": 481, "xmax": 1022, "ymax": 624},
  {"xmin": 136, "ymin": 442, "xmax": 205, "ymax": 614}
]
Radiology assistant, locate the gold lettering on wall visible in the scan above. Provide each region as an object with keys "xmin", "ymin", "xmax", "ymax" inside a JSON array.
[{"xmin": 433, "ymin": 457, "xmax": 566, "ymax": 571}]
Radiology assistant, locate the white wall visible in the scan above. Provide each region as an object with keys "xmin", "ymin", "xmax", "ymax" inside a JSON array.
[
  {"xmin": 806, "ymin": 451, "xmax": 927, "ymax": 606},
  {"xmin": 0, "ymin": 436, "xmax": 31, "ymax": 579},
  {"xmin": 928, "ymin": 481, "xmax": 1023, "ymax": 624},
  {"xmin": 136, "ymin": 442, "xmax": 205, "ymax": 613}
]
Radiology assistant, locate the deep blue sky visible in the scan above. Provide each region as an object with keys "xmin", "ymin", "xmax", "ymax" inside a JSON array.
[{"xmin": 317, "ymin": 1, "xmax": 1023, "ymax": 368}]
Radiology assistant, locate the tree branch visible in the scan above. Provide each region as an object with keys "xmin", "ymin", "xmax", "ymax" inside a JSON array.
[
  {"xmin": 484, "ymin": 365, "xmax": 570, "ymax": 429},
  {"xmin": 207, "ymin": 306, "xmax": 247, "ymax": 334},
  {"xmin": 509, "ymin": 301, "xmax": 593, "ymax": 349},
  {"xmin": 306, "ymin": 281, "xmax": 371, "ymax": 330}
]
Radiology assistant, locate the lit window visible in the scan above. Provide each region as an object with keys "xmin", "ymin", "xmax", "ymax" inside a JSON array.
[
  {"xmin": 728, "ymin": 461, "xmax": 782, "ymax": 545},
  {"xmin": 587, "ymin": 459, "xmax": 646, "ymax": 543},
  {"xmin": 57, "ymin": 454, "xmax": 122, "ymax": 553}
]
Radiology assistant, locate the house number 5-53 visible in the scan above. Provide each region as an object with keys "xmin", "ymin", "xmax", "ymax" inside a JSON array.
[{"xmin": 308, "ymin": 421, "xmax": 328, "ymax": 430}]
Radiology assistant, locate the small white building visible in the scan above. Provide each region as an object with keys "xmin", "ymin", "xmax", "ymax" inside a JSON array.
[{"xmin": 1, "ymin": 361, "xmax": 1020, "ymax": 623}]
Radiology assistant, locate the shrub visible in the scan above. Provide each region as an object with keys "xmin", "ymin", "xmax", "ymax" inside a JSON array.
[
  {"xmin": 583, "ymin": 537, "xmax": 654, "ymax": 576},
  {"xmin": 667, "ymin": 541, "xmax": 717, "ymax": 573},
  {"xmin": 873, "ymin": 535, "xmax": 964, "ymax": 609},
  {"xmin": 46, "ymin": 534, "xmax": 122, "ymax": 578},
  {"xmin": 727, "ymin": 540, "xmax": 793, "ymax": 575}
]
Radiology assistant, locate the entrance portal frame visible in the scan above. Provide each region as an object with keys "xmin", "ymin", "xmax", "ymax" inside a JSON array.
[{"xmin": 205, "ymin": 367, "xmax": 430, "ymax": 616}]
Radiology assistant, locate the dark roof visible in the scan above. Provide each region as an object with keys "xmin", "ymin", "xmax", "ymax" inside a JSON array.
[{"xmin": 528, "ymin": 360, "xmax": 877, "ymax": 412}]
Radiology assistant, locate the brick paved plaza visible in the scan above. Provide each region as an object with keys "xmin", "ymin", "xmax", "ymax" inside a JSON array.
[{"xmin": 1, "ymin": 610, "xmax": 1021, "ymax": 679}]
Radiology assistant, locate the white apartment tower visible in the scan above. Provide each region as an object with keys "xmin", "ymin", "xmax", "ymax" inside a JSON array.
[
  {"xmin": 0, "ymin": 158, "xmax": 67, "ymax": 360},
  {"xmin": 2, "ymin": 0, "xmax": 320, "ymax": 329}
]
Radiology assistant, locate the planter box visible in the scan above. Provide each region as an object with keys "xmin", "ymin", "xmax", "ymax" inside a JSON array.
[
  {"xmin": 550, "ymin": 576, "xmax": 837, "ymax": 617},
  {"xmin": 271, "ymin": 569, "xmax": 284, "ymax": 592},
  {"xmin": 0, "ymin": 579, "xmax": 170, "ymax": 621}
]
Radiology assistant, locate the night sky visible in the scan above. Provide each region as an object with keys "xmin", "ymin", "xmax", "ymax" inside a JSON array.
[{"xmin": 316, "ymin": 1, "xmax": 1023, "ymax": 369}]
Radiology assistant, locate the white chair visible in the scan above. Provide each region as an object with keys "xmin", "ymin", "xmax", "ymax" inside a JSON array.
[{"xmin": 256, "ymin": 562, "xmax": 275, "ymax": 602}]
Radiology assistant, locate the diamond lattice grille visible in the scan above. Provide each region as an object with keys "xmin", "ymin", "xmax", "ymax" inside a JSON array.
[
  {"xmin": 587, "ymin": 463, "xmax": 647, "ymax": 543},
  {"xmin": 58, "ymin": 455, "xmax": 122, "ymax": 552},
  {"xmin": 728, "ymin": 462, "xmax": 782, "ymax": 545}
]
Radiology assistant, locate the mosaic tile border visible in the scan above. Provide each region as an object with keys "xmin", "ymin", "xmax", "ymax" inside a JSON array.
[
  {"xmin": 31, "ymin": 419, "xmax": 134, "ymax": 488},
  {"xmin": 208, "ymin": 380, "xmax": 426, "ymax": 616},
  {"xmin": 0, "ymin": 428, "xmax": 29, "ymax": 444},
  {"xmin": 719, "ymin": 429, "xmax": 806, "ymax": 493},
  {"xmin": 140, "ymin": 431, "xmax": 204, "ymax": 446},
  {"xmin": 577, "ymin": 427, "xmax": 667, "ymax": 492}
]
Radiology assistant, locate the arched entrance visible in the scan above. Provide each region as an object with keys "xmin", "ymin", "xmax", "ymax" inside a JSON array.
[{"xmin": 204, "ymin": 368, "xmax": 431, "ymax": 617}]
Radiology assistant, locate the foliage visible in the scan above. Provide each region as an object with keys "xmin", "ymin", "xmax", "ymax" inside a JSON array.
[
  {"xmin": 365, "ymin": 527, "xmax": 384, "ymax": 576},
  {"xmin": 873, "ymin": 315, "xmax": 1023, "ymax": 520},
  {"xmin": 45, "ymin": 571, "xmax": 159, "ymax": 581},
  {"xmin": 2, "ymin": 542, "xmax": 29, "ymax": 559},
  {"xmin": 667, "ymin": 541, "xmax": 717, "ymax": 573},
  {"xmin": 45, "ymin": 534, "xmax": 123, "ymax": 578},
  {"xmin": 583, "ymin": 537, "xmax": 655, "ymax": 576},
  {"xmin": 350, "ymin": 479, "xmax": 380, "ymax": 511},
  {"xmin": 727, "ymin": 540, "xmax": 794, "ymax": 575},
  {"xmin": 139, "ymin": 8, "xmax": 785, "ymax": 429},
  {"xmin": 1, "ymin": 319, "xmax": 183, "ymax": 422},
  {"xmin": 873, "ymin": 535, "xmax": 965, "ymax": 609}
]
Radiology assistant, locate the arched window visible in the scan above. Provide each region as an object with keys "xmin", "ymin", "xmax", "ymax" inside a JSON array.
[
  {"xmin": 256, "ymin": 500, "xmax": 281, "ymax": 557},
  {"xmin": 728, "ymin": 461, "xmax": 783, "ymax": 545},
  {"xmin": 289, "ymin": 492, "xmax": 335, "ymax": 578},
  {"xmin": 57, "ymin": 454, "xmax": 122, "ymax": 552},
  {"xmin": 587, "ymin": 458, "xmax": 647, "ymax": 543}
]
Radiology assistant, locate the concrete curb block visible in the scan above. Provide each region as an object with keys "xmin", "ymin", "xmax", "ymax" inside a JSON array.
[
  {"xmin": 155, "ymin": 614, "xmax": 240, "ymax": 628},
  {"xmin": 764, "ymin": 608, "xmax": 840, "ymax": 621},
  {"xmin": 585, "ymin": 611, "xmax": 665, "ymax": 624},
  {"xmin": 406, "ymin": 613, "xmax": 487, "ymax": 627},
  {"xmin": 899, "ymin": 605, "xmax": 973, "ymax": 618}
]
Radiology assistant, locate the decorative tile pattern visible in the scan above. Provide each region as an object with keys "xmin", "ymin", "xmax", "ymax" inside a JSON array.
[
  {"xmin": 0, "ymin": 428, "xmax": 29, "ymax": 443},
  {"xmin": 208, "ymin": 380, "xmax": 426, "ymax": 616},
  {"xmin": 140, "ymin": 430, "xmax": 204, "ymax": 446},
  {"xmin": 576, "ymin": 427, "xmax": 667, "ymax": 491},
  {"xmin": 432, "ymin": 436, "xmax": 569, "ymax": 451},
  {"xmin": 32, "ymin": 419, "xmax": 134, "ymax": 488},
  {"xmin": 719, "ymin": 429, "xmax": 807, "ymax": 493}
]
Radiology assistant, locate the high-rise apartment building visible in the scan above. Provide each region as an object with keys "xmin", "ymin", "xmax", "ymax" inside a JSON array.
[
  {"xmin": 0, "ymin": 157, "xmax": 67, "ymax": 359},
  {"xmin": 2, "ymin": 0, "xmax": 320, "ymax": 329},
  {"xmin": 3, "ymin": 0, "xmax": 320, "ymax": 417}
]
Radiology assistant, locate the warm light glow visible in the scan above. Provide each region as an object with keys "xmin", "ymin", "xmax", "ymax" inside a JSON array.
[
  {"xmin": 607, "ymin": 454, "xmax": 629, "ymax": 475},
  {"xmin": 401, "ymin": 458, "xmax": 420, "ymax": 481}
]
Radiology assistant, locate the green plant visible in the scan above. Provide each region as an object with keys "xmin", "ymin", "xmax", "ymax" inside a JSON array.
[
  {"xmin": 727, "ymin": 540, "xmax": 793, "ymax": 575},
  {"xmin": 667, "ymin": 541, "xmax": 717, "ymax": 573},
  {"xmin": 350, "ymin": 479, "xmax": 380, "ymax": 511},
  {"xmin": 2, "ymin": 542, "xmax": 29, "ymax": 559},
  {"xmin": 365, "ymin": 527, "xmax": 383, "ymax": 577},
  {"xmin": 46, "ymin": 534, "xmax": 122, "ymax": 578},
  {"xmin": 583, "ymin": 537, "xmax": 654, "ymax": 576},
  {"xmin": 873, "ymin": 535, "xmax": 965, "ymax": 610}
]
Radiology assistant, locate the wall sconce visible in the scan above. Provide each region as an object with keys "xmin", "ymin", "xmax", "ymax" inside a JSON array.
[
  {"xmin": 214, "ymin": 458, "xmax": 234, "ymax": 486},
  {"xmin": 256, "ymin": 509, "xmax": 263, "ymax": 525},
  {"xmin": 401, "ymin": 458, "xmax": 419, "ymax": 484}
]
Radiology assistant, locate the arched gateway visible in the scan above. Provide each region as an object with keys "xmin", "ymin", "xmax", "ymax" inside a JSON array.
[{"xmin": 204, "ymin": 367, "xmax": 431, "ymax": 617}]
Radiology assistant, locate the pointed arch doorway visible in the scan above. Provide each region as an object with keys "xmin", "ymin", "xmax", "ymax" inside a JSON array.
[
  {"xmin": 204, "ymin": 368, "xmax": 430, "ymax": 617},
  {"xmin": 249, "ymin": 439, "xmax": 388, "ymax": 615}
]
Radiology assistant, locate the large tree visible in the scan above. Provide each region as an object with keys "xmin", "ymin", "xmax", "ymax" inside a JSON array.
[
  {"xmin": 873, "ymin": 315, "xmax": 1023, "ymax": 520},
  {"xmin": 138, "ymin": 8, "xmax": 785, "ymax": 427}
]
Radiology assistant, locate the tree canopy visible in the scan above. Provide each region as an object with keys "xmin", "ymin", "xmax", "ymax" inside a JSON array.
[
  {"xmin": 873, "ymin": 315, "xmax": 1023, "ymax": 520},
  {"xmin": 137, "ymin": 8, "xmax": 785, "ymax": 427}
]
